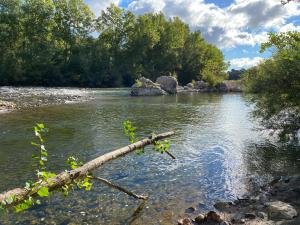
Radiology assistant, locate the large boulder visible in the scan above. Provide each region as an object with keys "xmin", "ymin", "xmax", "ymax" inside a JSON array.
[
  {"xmin": 156, "ymin": 76, "xmax": 178, "ymax": 94},
  {"xmin": 131, "ymin": 77, "xmax": 167, "ymax": 96},
  {"xmin": 266, "ymin": 201, "xmax": 298, "ymax": 220},
  {"xmin": 194, "ymin": 80, "xmax": 208, "ymax": 89},
  {"xmin": 218, "ymin": 81, "xmax": 242, "ymax": 92}
]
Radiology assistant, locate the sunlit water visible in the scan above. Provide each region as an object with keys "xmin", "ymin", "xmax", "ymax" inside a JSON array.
[{"xmin": 0, "ymin": 88, "xmax": 299, "ymax": 225}]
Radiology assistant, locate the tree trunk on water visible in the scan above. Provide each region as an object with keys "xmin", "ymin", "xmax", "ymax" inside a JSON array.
[{"xmin": 0, "ymin": 131, "xmax": 175, "ymax": 208}]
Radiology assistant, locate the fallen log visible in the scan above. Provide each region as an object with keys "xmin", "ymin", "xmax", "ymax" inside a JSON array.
[{"xmin": 0, "ymin": 131, "xmax": 175, "ymax": 208}]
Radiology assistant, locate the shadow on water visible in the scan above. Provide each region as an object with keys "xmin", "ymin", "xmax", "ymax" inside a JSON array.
[{"xmin": 244, "ymin": 141, "xmax": 300, "ymax": 181}]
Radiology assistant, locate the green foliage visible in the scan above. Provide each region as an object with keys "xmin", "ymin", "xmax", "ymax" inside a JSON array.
[
  {"xmin": 66, "ymin": 156, "xmax": 83, "ymax": 169},
  {"xmin": 0, "ymin": 2, "xmax": 226, "ymax": 87},
  {"xmin": 14, "ymin": 197, "xmax": 34, "ymax": 213},
  {"xmin": 123, "ymin": 120, "xmax": 137, "ymax": 143},
  {"xmin": 37, "ymin": 187, "xmax": 49, "ymax": 197},
  {"xmin": 227, "ymin": 68, "xmax": 246, "ymax": 80},
  {"xmin": 243, "ymin": 31, "xmax": 300, "ymax": 142},
  {"xmin": 134, "ymin": 79, "xmax": 143, "ymax": 88},
  {"xmin": 153, "ymin": 140, "xmax": 171, "ymax": 154},
  {"xmin": 76, "ymin": 177, "xmax": 93, "ymax": 191},
  {"xmin": 123, "ymin": 121, "xmax": 172, "ymax": 155}
]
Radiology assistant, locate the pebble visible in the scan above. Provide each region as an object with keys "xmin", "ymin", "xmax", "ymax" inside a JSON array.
[
  {"xmin": 194, "ymin": 214, "xmax": 205, "ymax": 223},
  {"xmin": 178, "ymin": 218, "xmax": 193, "ymax": 225},
  {"xmin": 245, "ymin": 213, "xmax": 256, "ymax": 219},
  {"xmin": 185, "ymin": 206, "xmax": 196, "ymax": 213},
  {"xmin": 220, "ymin": 221, "xmax": 230, "ymax": 225},
  {"xmin": 257, "ymin": 211, "xmax": 267, "ymax": 219},
  {"xmin": 214, "ymin": 201, "xmax": 231, "ymax": 211}
]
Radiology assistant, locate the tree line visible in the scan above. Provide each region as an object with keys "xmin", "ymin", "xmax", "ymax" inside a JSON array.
[{"xmin": 0, "ymin": 0, "xmax": 227, "ymax": 87}]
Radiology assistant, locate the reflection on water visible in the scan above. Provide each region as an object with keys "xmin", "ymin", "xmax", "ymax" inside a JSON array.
[{"xmin": 0, "ymin": 88, "xmax": 299, "ymax": 224}]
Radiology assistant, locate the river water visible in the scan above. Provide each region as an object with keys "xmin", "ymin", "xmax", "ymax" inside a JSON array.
[{"xmin": 0, "ymin": 88, "xmax": 299, "ymax": 225}]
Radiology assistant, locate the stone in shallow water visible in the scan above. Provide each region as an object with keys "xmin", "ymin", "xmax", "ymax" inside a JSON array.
[
  {"xmin": 206, "ymin": 211, "xmax": 222, "ymax": 222},
  {"xmin": 194, "ymin": 213, "xmax": 205, "ymax": 223},
  {"xmin": 214, "ymin": 201, "xmax": 231, "ymax": 211},
  {"xmin": 245, "ymin": 213, "xmax": 256, "ymax": 219},
  {"xmin": 257, "ymin": 211, "xmax": 267, "ymax": 219},
  {"xmin": 185, "ymin": 206, "xmax": 196, "ymax": 213},
  {"xmin": 177, "ymin": 217, "xmax": 193, "ymax": 225},
  {"xmin": 266, "ymin": 201, "xmax": 298, "ymax": 220}
]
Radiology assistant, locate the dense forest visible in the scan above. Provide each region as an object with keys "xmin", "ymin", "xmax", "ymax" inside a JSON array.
[{"xmin": 0, "ymin": 0, "xmax": 227, "ymax": 87}]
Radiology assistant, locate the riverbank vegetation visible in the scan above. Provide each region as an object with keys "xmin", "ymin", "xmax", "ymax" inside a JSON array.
[
  {"xmin": 0, "ymin": 1, "xmax": 227, "ymax": 87},
  {"xmin": 243, "ymin": 31, "xmax": 300, "ymax": 142}
]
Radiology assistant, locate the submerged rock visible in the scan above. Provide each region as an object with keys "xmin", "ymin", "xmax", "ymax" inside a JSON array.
[
  {"xmin": 214, "ymin": 201, "xmax": 231, "ymax": 211},
  {"xmin": 177, "ymin": 217, "xmax": 193, "ymax": 225},
  {"xmin": 245, "ymin": 213, "xmax": 256, "ymax": 219},
  {"xmin": 156, "ymin": 76, "xmax": 178, "ymax": 94},
  {"xmin": 185, "ymin": 206, "xmax": 196, "ymax": 213},
  {"xmin": 194, "ymin": 214, "xmax": 205, "ymax": 223},
  {"xmin": 257, "ymin": 211, "xmax": 267, "ymax": 219},
  {"xmin": 266, "ymin": 201, "xmax": 298, "ymax": 220},
  {"xmin": 206, "ymin": 211, "xmax": 222, "ymax": 222}
]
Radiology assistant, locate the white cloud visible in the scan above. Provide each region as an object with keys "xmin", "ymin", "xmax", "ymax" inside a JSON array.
[
  {"xmin": 87, "ymin": 0, "xmax": 120, "ymax": 16},
  {"xmin": 279, "ymin": 23, "xmax": 300, "ymax": 32},
  {"xmin": 229, "ymin": 57, "xmax": 264, "ymax": 69},
  {"xmin": 127, "ymin": 0, "xmax": 300, "ymax": 48}
]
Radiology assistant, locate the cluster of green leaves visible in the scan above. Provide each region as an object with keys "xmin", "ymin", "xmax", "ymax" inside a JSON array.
[
  {"xmin": 65, "ymin": 156, "xmax": 93, "ymax": 192},
  {"xmin": 12, "ymin": 124, "xmax": 55, "ymax": 212},
  {"xmin": 0, "ymin": 2, "xmax": 227, "ymax": 87},
  {"xmin": 243, "ymin": 31, "xmax": 300, "ymax": 142},
  {"xmin": 123, "ymin": 121, "xmax": 171, "ymax": 155},
  {"xmin": 123, "ymin": 120, "xmax": 137, "ymax": 143},
  {"xmin": 4, "ymin": 124, "xmax": 94, "ymax": 213}
]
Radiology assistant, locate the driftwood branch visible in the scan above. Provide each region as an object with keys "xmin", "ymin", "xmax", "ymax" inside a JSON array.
[
  {"xmin": 0, "ymin": 131, "xmax": 175, "ymax": 208},
  {"xmin": 90, "ymin": 176, "xmax": 148, "ymax": 200}
]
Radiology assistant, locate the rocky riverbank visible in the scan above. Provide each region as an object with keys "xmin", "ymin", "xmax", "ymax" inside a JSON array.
[
  {"xmin": 0, "ymin": 86, "xmax": 93, "ymax": 112},
  {"xmin": 131, "ymin": 77, "xmax": 242, "ymax": 96},
  {"xmin": 178, "ymin": 175, "xmax": 300, "ymax": 225}
]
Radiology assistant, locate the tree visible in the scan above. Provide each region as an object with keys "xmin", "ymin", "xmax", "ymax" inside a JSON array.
[
  {"xmin": 0, "ymin": 3, "xmax": 226, "ymax": 87},
  {"xmin": 227, "ymin": 68, "xmax": 246, "ymax": 80},
  {"xmin": 243, "ymin": 31, "xmax": 300, "ymax": 142}
]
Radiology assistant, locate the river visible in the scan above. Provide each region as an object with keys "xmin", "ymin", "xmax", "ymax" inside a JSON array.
[{"xmin": 0, "ymin": 87, "xmax": 299, "ymax": 225}]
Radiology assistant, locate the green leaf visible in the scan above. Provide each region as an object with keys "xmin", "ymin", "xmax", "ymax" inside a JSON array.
[
  {"xmin": 15, "ymin": 197, "xmax": 33, "ymax": 212},
  {"xmin": 37, "ymin": 187, "xmax": 49, "ymax": 197},
  {"xmin": 31, "ymin": 141, "xmax": 40, "ymax": 147},
  {"xmin": 5, "ymin": 196, "xmax": 14, "ymax": 204}
]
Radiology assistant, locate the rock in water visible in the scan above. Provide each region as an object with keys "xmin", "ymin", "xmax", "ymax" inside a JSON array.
[
  {"xmin": 177, "ymin": 218, "xmax": 193, "ymax": 225},
  {"xmin": 206, "ymin": 211, "xmax": 222, "ymax": 222},
  {"xmin": 131, "ymin": 77, "xmax": 167, "ymax": 96},
  {"xmin": 266, "ymin": 201, "xmax": 298, "ymax": 220},
  {"xmin": 185, "ymin": 206, "xmax": 196, "ymax": 213},
  {"xmin": 214, "ymin": 201, "xmax": 231, "ymax": 211},
  {"xmin": 194, "ymin": 214, "xmax": 205, "ymax": 223},
  {"xmin": 156, "ymin": 76, "xmax": 178, "ymax": 94},
  {"xmin": 217, "ymin": 81, "xmax": 242, "ymax": 92}
]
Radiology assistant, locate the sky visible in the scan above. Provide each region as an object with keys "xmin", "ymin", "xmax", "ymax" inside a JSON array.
[{"xmin": 84, "ymin": 0, "xmax": 300, "ymax": 70}]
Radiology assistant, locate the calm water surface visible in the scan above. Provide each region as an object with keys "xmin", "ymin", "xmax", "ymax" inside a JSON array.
[{"xmin": 0, "ymin": 88, "xmax": 299, "ymax": 225}]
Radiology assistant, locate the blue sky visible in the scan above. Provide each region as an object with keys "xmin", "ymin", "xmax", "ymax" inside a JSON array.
[{"xmin": 85, "ymin": 0, "xmax": 300, "ymax": 69}]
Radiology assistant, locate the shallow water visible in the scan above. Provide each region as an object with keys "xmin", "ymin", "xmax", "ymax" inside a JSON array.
[{"xmin": 0, "ymin": 88, "xmax": 299, "ymax": 225}]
